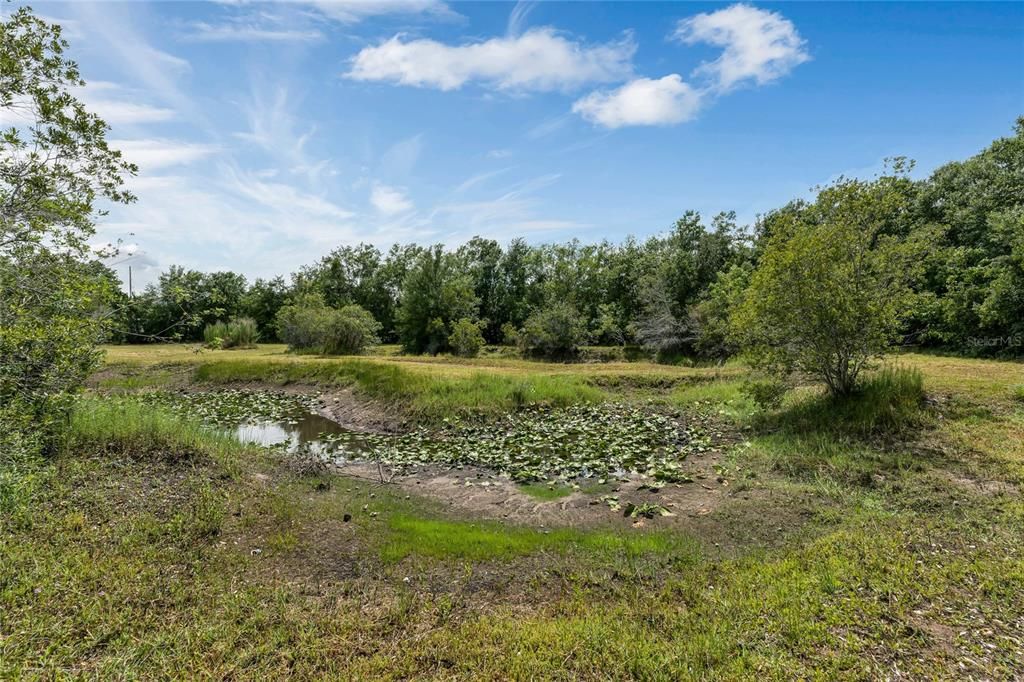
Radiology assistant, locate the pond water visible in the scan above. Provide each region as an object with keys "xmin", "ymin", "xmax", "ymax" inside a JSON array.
[{"xmin": 233, "ymin": 411, "xmax": 375, "ymax": 460}]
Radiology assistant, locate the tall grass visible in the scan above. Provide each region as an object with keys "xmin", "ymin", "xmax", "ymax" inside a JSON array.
[
  {"xmin": 770, "ymin": 366, "xmax": 926, "ymax": 437},
  {"xmin": 68, "ymin": 398, "xmax": 247, "ymax": 476},
  {"xmin": 193, "ymin": 358, "xmax": 603, "ymax": 420},
  {"xmin": 203, "ymin": 317, "xmax": 259, "ymax": 349}
]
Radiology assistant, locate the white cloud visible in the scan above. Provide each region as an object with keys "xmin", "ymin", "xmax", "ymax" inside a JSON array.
[
  {"xmin": 110, "ymin": 139, "xmax": 219, "ymax": 170},
  {"xmin": 186, "ymin": 21, "xmax": 324, "ymax": 42},
  {"xmin": 572, "ymin": 75, "xmax": 702, "ymax": 128},
  {"xmin": 346, "ymin": 27, "xmax": 635, "ymax": 92},
  {"xmin": 370, "ymin": 183, "xmax": 414, "ymax": 215},
  {"xmin": 673, "ymin": 3, "xmax": 809, "ymax": 92},
  {"xmin": 572, "ymin": 5, "xmax": 807, "ymax": 128}
]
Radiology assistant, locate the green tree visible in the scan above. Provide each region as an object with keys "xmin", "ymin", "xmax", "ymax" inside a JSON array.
[
  {"xmin": 396, "ymin": 246, "xmax": 478, "ymax": 354},
  {"xmin": 0, "ymin": 8, "xmax": 135, "ymax": 446},
  {"xmin": 448, "ymin": 318, "xmax": 486, "ymax": 358},
  {"xmin": 518, "ymin": 303, "xmax": 588, "ymax": 360},
  {"xmin": 733, "ymin": 173, "xmax": 926, "ymax": 396},
  {"xmin": 913, "ymin": 118, "xmax": 1024, "ymax": 353},
  {"xmin": 240, "ymin": 276, "xmax": 289, "ymax": 341}
]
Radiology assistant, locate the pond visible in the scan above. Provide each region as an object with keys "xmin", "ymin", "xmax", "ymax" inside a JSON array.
[{"xmin": 234, "ymin": 410, "xmax": 376, "ymax": 460}]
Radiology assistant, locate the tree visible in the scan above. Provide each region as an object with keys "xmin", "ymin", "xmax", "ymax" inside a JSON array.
[
  {"xmin": 448, "ymin": 318, "xmax": 486, "ymax": 358},
  {"xmin": 275, "ymin": 293, "xmax": 381, "ymax": 355},
  {"xmin": 732, "ymin": 173, "xmax": 926, "ymax": 396},
  {"xmin": 241, "ymin": 276, "xmax": 289, "ymax": 341},
  {"xmin": 0, "ymin": 8, "xmax": 135, "ymax": 446},
  {"xmin": 395, "ymin": 246, "xmax": 478, "ymax": 354},
  {"xmin": 518, "ymin": 303, "xmax": 588, "ymax": 360},
  {"xmin": 912, "ymin": 118, "xmax": 1024, "ymax": 353},
  {"xmin": 457, "ymin": 237, "xmax": 503, "ymax": 342}
]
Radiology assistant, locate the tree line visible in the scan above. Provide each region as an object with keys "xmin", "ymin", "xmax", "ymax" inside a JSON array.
[
  {"xmin": 2, "ymin": 6, "xmax": 1021, "ymax": 460},
  {"xmin": 111, "ymin": 119, "xmax": 1023, "ymax": 365}
]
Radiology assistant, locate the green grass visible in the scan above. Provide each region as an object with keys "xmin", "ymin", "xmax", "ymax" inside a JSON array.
[
  {"xmin": 193, "ymin": 357, "xmax": 604, "ymax": 420},
  {"xmin": 767, "ymin": 366, "xmax": 926, "ymax": 438},
  {"xmin": 518, "ymin": 482, "xmax": 575, "ymax": 500},
  {"xmin": 68, "ymin": 397, "xmax": 250, "ymax": 477},
  {"xmin": 3, "ymin": 351, "xmax": 1022, "ymax": 677},
  {"xmin": 381, "ymin": 514, "xmax": 694, "ymax": 563}
]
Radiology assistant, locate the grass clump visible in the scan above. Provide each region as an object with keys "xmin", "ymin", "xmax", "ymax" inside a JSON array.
[
  {"xmin": 203, "ymin": 317, "xmax": 259, "ymax": 349},
  {"xmin": 768, "ymin": 366, "xmax": 926, "ymax": 438},
  {"xmin": 68, "ymin": 397, "xmax": 247, "ymax": 475}
]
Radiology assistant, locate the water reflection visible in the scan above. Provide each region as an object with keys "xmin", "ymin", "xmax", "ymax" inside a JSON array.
[{"xmin": 234, "ymin": 410, "xmax": 373, "ymax": 459}]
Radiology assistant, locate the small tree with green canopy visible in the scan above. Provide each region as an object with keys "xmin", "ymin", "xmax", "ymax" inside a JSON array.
[
  {"xmin": 732, "ymin": 171, "xmax": 927, "ymax": 396},
  {"xmin": 0, "ymin": 8, "xmax": 135, "ymax": 447}
]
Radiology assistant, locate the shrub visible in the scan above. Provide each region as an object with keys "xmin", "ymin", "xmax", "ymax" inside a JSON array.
[
  {"xmin": 448, "ymin": 318, "xmax": 485, "ymax": 358},
  {"xmin": 741, "ymin": 377, "xmax": 790, "ymax": 411},
  {"xmin": 319, "ymin": 305, "xmax": 382, "ymax": 355},
  {"xmin": 275, "ymin": 295, "xmax": 380, "ymax": 355},
  {"xmin": 203, "ymin": 317, "xmax": 259, "ymax": 349},
  {"xmin": 275, "ymin": 293, "xmax": 328, "ymax": 350},
  {"xmin": 518, "ymin": 304, "xmax": 588, "ymax": 360}
]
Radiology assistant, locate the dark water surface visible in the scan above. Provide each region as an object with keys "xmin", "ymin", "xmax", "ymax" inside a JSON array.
[{"xmin": 234, "ymin": 411, "xmax": 375, "ymax": 459}]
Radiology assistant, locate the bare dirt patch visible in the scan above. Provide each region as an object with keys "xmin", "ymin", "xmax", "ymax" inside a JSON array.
[{"xmin": 337, "ymin": 440, "xmax": 734, "ymax": 529}]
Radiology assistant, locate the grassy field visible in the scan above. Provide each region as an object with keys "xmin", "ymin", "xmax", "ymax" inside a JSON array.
[{"xmin": 3, "ymin": 345, "xmax": 1023, "ymax": 678}]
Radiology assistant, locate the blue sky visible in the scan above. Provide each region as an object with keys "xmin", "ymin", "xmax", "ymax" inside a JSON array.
[{"xmin": 25, "ymin": 1, "xmax": 1024, "ymax": 288}]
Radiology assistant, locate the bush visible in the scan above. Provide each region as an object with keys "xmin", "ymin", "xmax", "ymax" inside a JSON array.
[
  {"xmin": 275, "ymin": 295, "xmax": 380, "ymax": 355},
  {"xmin": 203, "ymin": 317, "xmax": 259, "ymax": 349},
  {"xmin": 518, "ymin": 304, "xmax": 588, "ymax": 360},
  {"xmin": 320, "ymin": 305, "xmax": 382, "ymax": 355},
  {"xmin": 448, "ymin": 318, "xmax": 485, "ymax": 358},
  {"xmin": 741, "ymin": 377, "xmax": 790, "ymax": 411}
]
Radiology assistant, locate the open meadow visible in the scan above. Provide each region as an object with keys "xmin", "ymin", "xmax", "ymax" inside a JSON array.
[{"xmin": 2, "ymin": 344, "xmax": 1022, "ymax": 679}]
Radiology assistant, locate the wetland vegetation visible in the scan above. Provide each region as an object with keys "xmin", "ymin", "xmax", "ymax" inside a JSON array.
[{"xmin": 1, "ymin": 5, "xmax": 1022, "ymax": 679}]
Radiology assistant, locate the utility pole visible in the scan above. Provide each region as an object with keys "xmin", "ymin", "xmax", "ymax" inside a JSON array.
[{"xmin": 128, "ymin": 266, "xmax": 133, "ymax": 298}]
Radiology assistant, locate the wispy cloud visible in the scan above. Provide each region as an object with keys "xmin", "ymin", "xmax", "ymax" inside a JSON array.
[
  {"xmin": 109, "ymin": 139, "xmax": 219, "ymax": 170},
  {"xmin": 76, "ymin": 82, "xmax": 177, "ymax": 125},
  {"xmin": 507, "ymin": 1, "xmax": 537, "ymax": 36},
  {"xmin": 370, "ymin": 183, "xmax": 414, "ymax": 215},
  {"xmin": 452, "ymin": 167, "xmax": 513, "ymax": 194},
  {"xmin": 185, "ymin": 21, "xmax": 324, "ymax": 42},
  {"xmin": 232, "ymin": 82, "xmax": 335, "ymax": 185}
]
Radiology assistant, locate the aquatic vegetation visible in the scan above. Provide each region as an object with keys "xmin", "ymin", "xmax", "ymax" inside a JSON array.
[
  {"xmin": 134, "ymin": 389, "xmax": 319, "ymax": 427},
  {"xmin": 127, "ymin": 391, "xmax": 718, "ymax": 484},
  {"xmin": 333, "ymin": 403, "xmax": 717, "ymax": 483}
]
